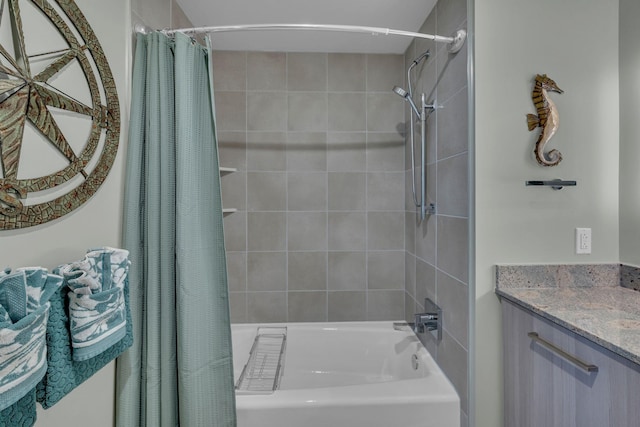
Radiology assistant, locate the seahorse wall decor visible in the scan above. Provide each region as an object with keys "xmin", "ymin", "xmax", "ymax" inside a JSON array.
[{"xmin": 527, "ymin": 74, "xmax": 564, "ymax": 166}]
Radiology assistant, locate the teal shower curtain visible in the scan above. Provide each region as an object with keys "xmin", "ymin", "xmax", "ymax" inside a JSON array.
[{"xmin": 116, "ymin": 32, "xmax": 236, "ymax": 426}]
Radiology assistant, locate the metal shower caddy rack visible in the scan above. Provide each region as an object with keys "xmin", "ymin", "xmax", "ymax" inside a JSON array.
[{"xmin": 235, "ymin": 327, "xmax": 287, "ymax": 394}]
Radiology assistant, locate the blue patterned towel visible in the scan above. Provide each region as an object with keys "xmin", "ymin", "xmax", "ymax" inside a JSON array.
[
  {"xmin": 0, "ymin": 268, "xmax": 61, "ymax": 412},
  {"xmin": 36, "ymin": 271, "xmax": 133, "ymax": 409},
  {"xmin": 56, "ymin": 248, "xmax": 130, "ymax": 361},
  {"xmin": 0, "ymin": 389, "xmax": 36, "ymax": 427}
]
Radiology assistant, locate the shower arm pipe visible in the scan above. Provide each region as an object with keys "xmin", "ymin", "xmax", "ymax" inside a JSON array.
[{"xmin": 161, "ymin": 24, "xmax": 467, "ymax": 52}]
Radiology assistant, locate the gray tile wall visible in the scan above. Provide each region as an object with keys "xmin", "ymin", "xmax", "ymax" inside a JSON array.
[
  {"xmin": 402, "ymin": 0, "xmax": 469, "ymax": 425},
  {"xmin": 213, "ymin": 51, "xmax": 407, "ymax": 324}
]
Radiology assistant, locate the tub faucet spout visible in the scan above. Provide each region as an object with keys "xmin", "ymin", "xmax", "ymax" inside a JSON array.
[{"xmin": 413, "ymin": 298, "xmax": 442, "ymax": 341}]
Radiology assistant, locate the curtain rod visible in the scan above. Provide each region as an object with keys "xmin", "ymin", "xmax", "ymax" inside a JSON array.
[{"xmin": 159, "ymin": 24, "xmax": 467, "ymax": 53}]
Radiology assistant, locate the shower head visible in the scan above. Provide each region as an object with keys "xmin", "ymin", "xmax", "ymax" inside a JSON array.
[
  {"xmin": 393, "ymin": 86, "xmax": 408, "ymax": 98},
  {"xmin": 392, "ymin": 85, "xmax": 420, "ymax": 117}
]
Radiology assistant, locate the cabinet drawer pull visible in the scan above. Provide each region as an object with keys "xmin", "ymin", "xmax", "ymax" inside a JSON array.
[{"xmin": 528, "ymin": 332, "xmax": 599, "ymax": 373}]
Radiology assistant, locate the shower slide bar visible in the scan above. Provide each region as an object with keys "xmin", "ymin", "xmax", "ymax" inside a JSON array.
[{"xmin": 159, "ymin": 24, "xmax": 467, "ymax": 53}]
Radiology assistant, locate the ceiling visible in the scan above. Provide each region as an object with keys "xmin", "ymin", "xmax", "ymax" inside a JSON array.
[{"xmin": 175, "ymin": 0, "xmax": 437, "ymax": 54}]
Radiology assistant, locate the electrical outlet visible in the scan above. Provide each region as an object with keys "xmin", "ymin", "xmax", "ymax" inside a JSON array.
[{"xmin": 576, "ymin": 228, "xmax": 591, "ymax": 254}]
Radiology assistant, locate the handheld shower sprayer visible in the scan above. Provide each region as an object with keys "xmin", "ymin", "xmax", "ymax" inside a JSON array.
[
  {"xmin": 392, "ymin": 86, "xmax": 421, "ymax": 118},
  {"xmin": 392, "ymin": 49, "xmax": 430, "ymax": 119},
  {"xmin": 392, "ymin": 50, "xmax": 433, "ymax": 222},
  {"xmin": 391, "ymin": 85, "xmax": 408, "ymax": 97}
]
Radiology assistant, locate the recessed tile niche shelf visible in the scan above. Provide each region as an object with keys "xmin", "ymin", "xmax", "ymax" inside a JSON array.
[{"xmin": 220, "ymin": 167, "xmax": 237, "ymax": 214}]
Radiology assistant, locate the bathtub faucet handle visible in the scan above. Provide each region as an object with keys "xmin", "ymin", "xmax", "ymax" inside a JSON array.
[
  {"xmin": 413, "ymin": 298, "xmax": 442, "ymax": 341},
  {"xmin": 414, "ymin": 313, "xmax": 437, "ymax": 333}
]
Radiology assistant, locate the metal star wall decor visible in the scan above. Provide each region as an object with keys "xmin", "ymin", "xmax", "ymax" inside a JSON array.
[{"xmin": 0, "ymin": 0, "xmax": 120, "ymax": 229}]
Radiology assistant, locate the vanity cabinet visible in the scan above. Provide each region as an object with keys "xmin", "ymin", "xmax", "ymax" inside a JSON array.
[{"xmin": 501, "ymin": 299, "xmax": 640, "ymax": 427}]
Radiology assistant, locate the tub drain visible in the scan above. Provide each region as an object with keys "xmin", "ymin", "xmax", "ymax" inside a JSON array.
[{"xmin": 411, "ymin": 354, "xmax": 420, "ymax": 370}]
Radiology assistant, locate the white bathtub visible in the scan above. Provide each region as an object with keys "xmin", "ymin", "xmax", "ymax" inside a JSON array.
[{"xmin": 231, "ymin": 321, "xmax": 460, "ymax": 427}]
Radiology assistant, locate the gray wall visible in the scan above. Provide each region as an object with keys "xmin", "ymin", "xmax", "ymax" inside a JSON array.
[
  {"xmin": 213, "ymin": 51, "xmax": 409, "ymax": 323},
  {"xmin": 619, "ymin": 0, "xmax": 640, "ymax": 267},
  {"xmin": 2, "ymin": 0, "xmax": 131, "ymax": 425},
  {"xmin": 402, "ymin": 0, "xmax": 469, "ymax": 425},
  {"xmin": 131, "ymin": 0, "xmax": 191, "ymax": 32},
  {"xmin": 475, "ymin": 1, "xmax": 619, "ymax": 426}
]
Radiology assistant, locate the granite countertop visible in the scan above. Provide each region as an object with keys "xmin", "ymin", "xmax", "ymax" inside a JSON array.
[{"xmin": 495, "ymin": 264, "xmax": 640, "ymax": 365}]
